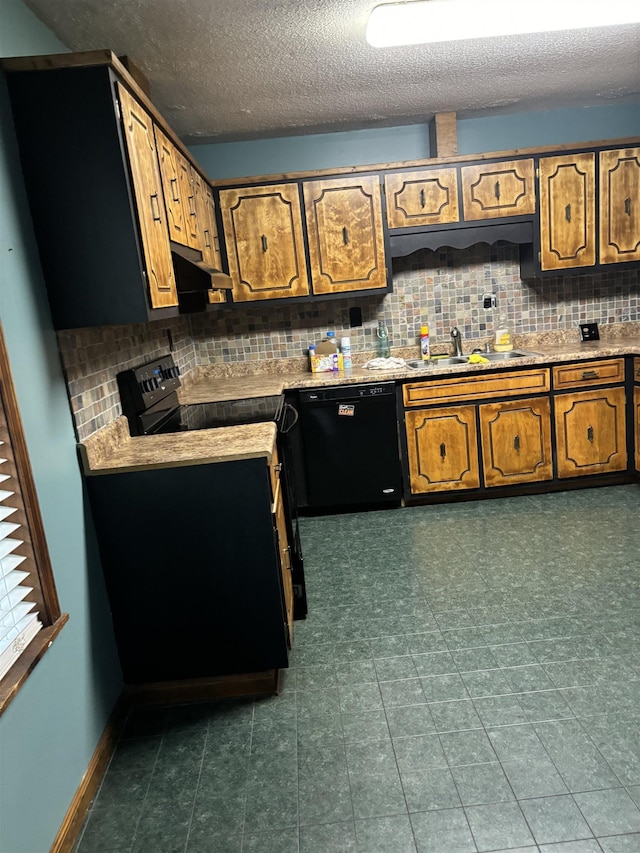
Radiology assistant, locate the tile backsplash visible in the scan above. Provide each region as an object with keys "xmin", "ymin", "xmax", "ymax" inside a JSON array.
[{"xmin": 58, "ymin": 243, "xmax": 639, "ymax": 441}]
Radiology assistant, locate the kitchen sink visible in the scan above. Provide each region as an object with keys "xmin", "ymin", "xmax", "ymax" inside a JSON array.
[
  {"xmin": 482, "ymin": 350, "xmax": 540, "ymax": 360},
  {"xmin": 406, "ymin": 350, "xmax": 541, "ymax": 369},
  {"xmin": 406, "ymin": 357, "xmax": 468, "ymax": 368}
]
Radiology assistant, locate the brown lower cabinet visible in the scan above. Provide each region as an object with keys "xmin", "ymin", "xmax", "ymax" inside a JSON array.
[
  {"xmin": 405, "ymin": 405, "xmax": 480, "ymax": 493},
  {"xmin": 479, "ymin": 397, "xmax": 553, "ymax": 487},
  {"xmin": 402, "ymin": 359, "xmax": 637, "ymax": 499},
  {"xmin": 554, "ymin": 386, "xmax": 627, "ymax": 478}
]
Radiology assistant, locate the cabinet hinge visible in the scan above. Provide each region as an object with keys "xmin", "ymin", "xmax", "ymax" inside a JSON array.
[
  {"xmin": 114, "ymin": 97, "xmax": 121, "ymax": 122},
  {"xmin": 536, "ymin": 167, "xmax": 539, "ymax": 179},
  {"xmin": 538, "ymin": 251, "xmax": 541, "ymax": 264}
]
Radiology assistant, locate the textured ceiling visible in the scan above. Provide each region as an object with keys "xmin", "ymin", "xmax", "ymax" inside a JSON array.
[{"xmin": 22, "ymin": 0, "xmax": 640, "ymax": 144}]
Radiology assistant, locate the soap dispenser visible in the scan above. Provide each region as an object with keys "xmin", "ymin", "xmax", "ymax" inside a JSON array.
[{"xmin": 493, "ymin": 315, "xmax": 514, "ymax": 352}]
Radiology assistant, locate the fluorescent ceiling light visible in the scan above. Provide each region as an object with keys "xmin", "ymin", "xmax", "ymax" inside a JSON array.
[{"xmin": 366, "ymin": 0, "xmax": 640, "ymax": 47}]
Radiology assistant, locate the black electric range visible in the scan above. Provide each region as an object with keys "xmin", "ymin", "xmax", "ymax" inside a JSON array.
[{"xmin": 117, "ymin": 354, "xmax": 306, "ymax": 618}]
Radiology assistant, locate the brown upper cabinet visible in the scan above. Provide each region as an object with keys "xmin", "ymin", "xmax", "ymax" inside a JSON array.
[
  {"xmin": 385, "ymin": 167, "xmax": 459, "ymax": 228},
  {"xmin": 154, "ymin": 125, "xmax": 196, "ymax": 249},
  {"xmin": 117, "ymin": 84, "xmax": 179, "ymax": 310},
  {"xmin": 461, "ymin": 158, "xmax": 536, "ymax": 221},
  {"xmin": 538, "ymin": 152, "xmax": 596, "ymax": 271},
  {"xmin": 191, "ymin": 170, "xmax": 223, "ymax": 271},
  {"xmin": 219, "ymin": 183, "xmax": 311, "ymax": 302},
  {"xmin": 2, "ymin": 52, "xmax": 231, "ymax": 328},
  {"xmin": 599, "ymin": 147, "xmax": 640, "ymax": 265},
  {"xmin": 303, "ymin": 175, "xmax": 387, "ymax": 295}
]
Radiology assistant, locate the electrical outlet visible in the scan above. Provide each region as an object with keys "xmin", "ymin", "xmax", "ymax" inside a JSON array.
[
  {"xmin": 579, "ymin": 322, "xmax": 600, "ymax": 341},
  {"xmin": 483, "ymin": 293, "xmax": 497, "ymax": 310}
]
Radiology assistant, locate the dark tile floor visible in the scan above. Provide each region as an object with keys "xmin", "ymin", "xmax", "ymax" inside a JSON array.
[{"xmin": 75, "ymin": 485, "xmax": 640, "ymax": 852}]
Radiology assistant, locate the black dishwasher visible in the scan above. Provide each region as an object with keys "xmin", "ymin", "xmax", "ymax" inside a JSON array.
[{"xmin": 298, "ymin": 382, "xmax": 402, "ymax": 508}]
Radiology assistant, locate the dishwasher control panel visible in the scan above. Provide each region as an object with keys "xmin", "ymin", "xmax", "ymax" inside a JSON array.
[{"xmin": 299, "ymin": 382, "xmax": 395, "ymax": 403}]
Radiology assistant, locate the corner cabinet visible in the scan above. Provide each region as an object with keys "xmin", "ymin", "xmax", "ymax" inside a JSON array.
[
  {"xmin": 3, "ymin": 53, "xmax": 228, "ymax": 328},
  {"xmin": 303, "ymin": 175, "xmax": 388, "ymax": 295},
  {"xmin": 219, "ymin": 183, "xmax": 311, "ymax": 302}
]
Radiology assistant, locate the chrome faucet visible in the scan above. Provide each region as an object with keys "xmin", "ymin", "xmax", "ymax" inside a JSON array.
[{"xmin": 450, "ymin": 327, "xmax": 463, "ymax": 357}]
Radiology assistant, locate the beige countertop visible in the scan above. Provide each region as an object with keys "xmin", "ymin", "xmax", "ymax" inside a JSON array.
[
  {"xmin": 81, "ymin": 332, "xmax": 640, "ymax": 475},
  {"xmin": 80, "ymin": 418, "xmax": 277, "ymax": 475},
  {"xmin": 180, "ymin": 336, "xmax": 640, "ymax": 401}
]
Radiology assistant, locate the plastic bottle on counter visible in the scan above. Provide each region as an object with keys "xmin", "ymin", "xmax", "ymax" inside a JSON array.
[
  {"xmin": 377, "ymin": 320, "xmax": 391, "ymax": 358},
  {"xmin": 308, "ymin": 343, "xmax": 317, "ymax": 372},
  {"xmin": 341, "ymin": 336, "xmax": 352, "ymax": 370},
  {"xmin": 420, "ymin": 324, "xmax": 430, "ymax": 361},
  {"xmin": 493, "ymin": 314, "xmax": 514, "ymax": 352}
]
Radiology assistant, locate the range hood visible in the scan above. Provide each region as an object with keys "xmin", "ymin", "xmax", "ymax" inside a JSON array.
[
  {"xmin": 389, "ymin": 220, "xmax": 534, "ymax": 258},
  {"xmin": 170, "ymin": 242, "xmax": 232, "ymax": 312}
]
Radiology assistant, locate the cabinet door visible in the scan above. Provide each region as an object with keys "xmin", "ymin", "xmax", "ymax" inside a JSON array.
[
  {"xmin": 480, "ymin": 397, "xmax": 552, "ymax": 487},
  {"xmin": 219, "ymin": 183, "xmax": 310, "ymax": 301},
  {"xmin": 154, "ymin": 125, "xmax": 192, "ymax": 248},
  {"xmin": 635, "ymin": 385, "xmax": 640, "ymax": 473},
  {"xmin": 117, "ymin": 84, "xmax": 178, "ymax": 308},
  {"xmin": 274, "ymin": 484, "xmax": 294, "ymax": 647},
  {"xmin": 405, "ymin": 406, "xmax": 480, "ymax": 494},
  {"xmin": 192, "ymin": 170, "xmax": 221, "ymax": 268},
  {"xmin": 384, "ymin": 167, "xmax": 459, "ymax": 228},
  {"xmin": 461, "ymin": 159, "xmax": 535, "ymax": 221},
  {"xmin": 539, "ymin": 152, "xmax": 596, "ymax": 271},
  {"xmin": 304, "ymin": 176, "xmax": 387, "ymax": 294},
  {"xmin": 599, "ymin": 147, "xmax": 640, "ymax": 264},
  {"xmin": 555, "ymin": 387, "xmax": 627, "ymax": 478}
]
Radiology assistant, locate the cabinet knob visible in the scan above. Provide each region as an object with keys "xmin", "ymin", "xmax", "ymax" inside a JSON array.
[
  {"xmin": 587, "ymin": 425, "xmax": 594, "ymax": 443},
  {"xmin": 513, "ymin": 434, "xmax": 520, "ymax": 452}
]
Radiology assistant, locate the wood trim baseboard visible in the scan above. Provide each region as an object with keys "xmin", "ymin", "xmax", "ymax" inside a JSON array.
[
  {"xmin": 50, "ymin": 694, "xmax": 128, "ymax": 853},
  {"xmin": 124, "ymin": 669, "xmax": 281, "ymax": 706}
]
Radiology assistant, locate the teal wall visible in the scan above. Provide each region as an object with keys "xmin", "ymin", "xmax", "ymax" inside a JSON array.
[
  {"xmin": 191, "ymin": 102, "xmax": 640, "ymax": 181},
  {"xmin": 0, "ymin": 2, "xmax": 122, "ymax": 851}
]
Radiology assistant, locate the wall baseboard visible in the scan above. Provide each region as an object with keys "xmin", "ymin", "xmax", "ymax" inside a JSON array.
[
  {"xmin": 124, "ymin": 669, "xmax": 281, "ymax": 705},
  {"xmin": 49, "ymin": 695, "xmax": 128, "ymax": 853},
  {"xmin": 49, "ymin": 670, "xmax": 280, "ymax": 852}
]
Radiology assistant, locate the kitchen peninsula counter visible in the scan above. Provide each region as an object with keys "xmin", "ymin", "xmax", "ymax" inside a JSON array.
[{"xmin": 79, "ymin": 416, "xmax": 277, "ymax": 475}]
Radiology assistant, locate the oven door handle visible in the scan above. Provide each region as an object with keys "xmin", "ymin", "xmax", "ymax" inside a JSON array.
[{"xmin": 280, "ymin": 402, "xmax": 299, "ymax": 434}]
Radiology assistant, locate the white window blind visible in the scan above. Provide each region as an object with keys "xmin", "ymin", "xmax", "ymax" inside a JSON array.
[
  {"xmin": 0, "ymin": 324, "xmax": 65, "ymax": 715},
  {"xmin": 0, "ymin": 437, "xmax": 43, "ymax": 681}
]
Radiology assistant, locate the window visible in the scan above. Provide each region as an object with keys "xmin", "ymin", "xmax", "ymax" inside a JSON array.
[{"xmin": 0, "ymin": 324, "xmax": 67, "ymax": 715}]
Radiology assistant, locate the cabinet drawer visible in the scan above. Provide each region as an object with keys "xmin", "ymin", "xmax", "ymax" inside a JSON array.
[
  {"xmin": 552, "ymin": 358, "xmax": 625, "ymax": 390},
  {"xmin": 403, "ymin": 368, "xmax": 550, "ymax": 407}
]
